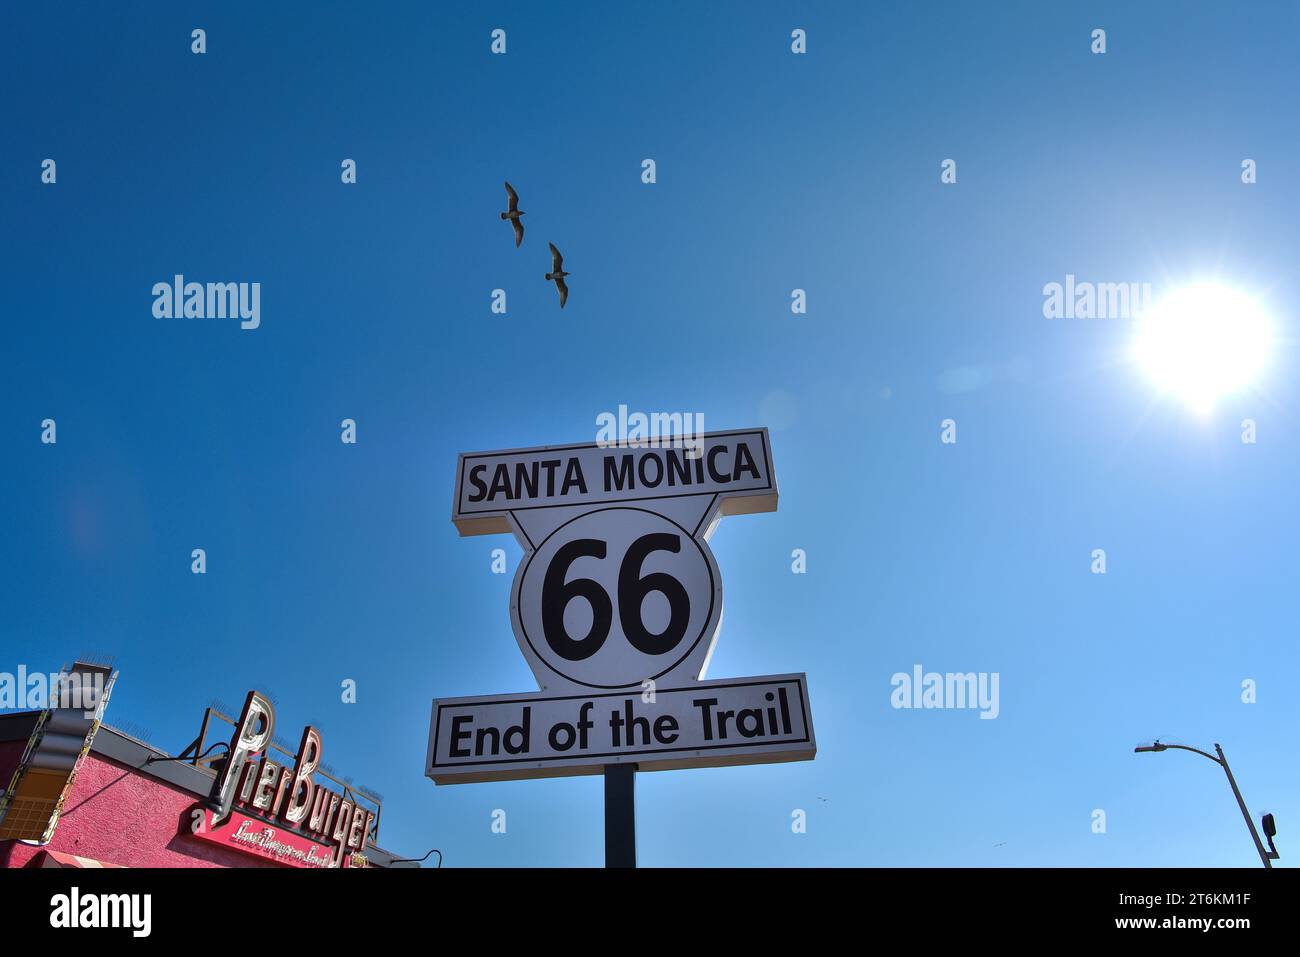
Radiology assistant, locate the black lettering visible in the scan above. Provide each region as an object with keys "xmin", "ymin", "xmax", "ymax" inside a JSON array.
[
  {"xmin": 694, "ymin": 698, "xmax": 719, "ymax": 741},
  {"xmin": 450, "ymin": 715, "xmax": 474, "ymax": 757},
  {"xmin": 488, "ymin": 463, "xmax": 513, "ymax": 500},
  {"xmin": 474, "ymin": 725, "xmax": 501, "ymax": 756},
  {"xmin": 706, "ymin": 445, "xmax": 731, "ymax": 483},
  {"xmin": 549, "ymin": 721, "xmax": 576, "ymax": 751},
  {"xmin": 539, "ymin": 459, "xmax": 562, "ymax": 496},
  {"xmin": 777, "ymin": 687, "xmax": 793, "ymax": 734},
  {"xmin": 737, "ymin": 708, "xmax": 764, "ymax": 737},
  {"xmin": 504, "ymin": 707, "xmax": 531, "ymax": 754},
  {"xmin": 653, "ymin": 714, "xmax": 679, "ymax": 744},
  {"xmin": 616, "ymin": 699, "xmax": 653, "ymax": 746},
  {"xmin": 666, "ymin": 448, "xmax": 693, "ymax": 486},
  {"xmin": 467, "ymin": 465, "xmax": 488, "ymax": 502},
  {"xmin": 516, "ymin": 462, "xmax": 538, "ymax": 499},
  {"xmin": 716, "ymin": 709, "xmax": 735, "ymax": 739},
  {"xmin": 560, "ymin": 458, "xmax": 588, "ymax": 496},
  {"xmin": 608, "ymin": 707, "xmax": 624, "ymax": 746},
  {"xmin": 604, "ymin": 454, "xmax": 635, "ymax": 492},
  {"xmin": 733, "ymin": 441, "xmax": 761, "ymax": 481},
  {"xmin": 638, "ymin": 453, "xmax": 664, "ymax": 488}
]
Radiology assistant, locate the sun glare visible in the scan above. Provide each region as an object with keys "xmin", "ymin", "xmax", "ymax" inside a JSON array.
[{"xmin": 1133, "ymin": 283, "xmax": 1273, "ymax": 414}]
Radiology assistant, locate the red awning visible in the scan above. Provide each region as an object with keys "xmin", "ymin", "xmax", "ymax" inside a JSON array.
[{"xmin": 37, "ymin": 849, "xmax": 126, "ymax": 869}]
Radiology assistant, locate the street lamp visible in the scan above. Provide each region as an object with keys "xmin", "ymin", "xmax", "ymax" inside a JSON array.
[
  {"xmin": 1134, "ymin": 740, "xmax": 1275, "ymax": 868},
  {"xmin": 1262, "ymin": 814, "xmax": 1280, "ymax": 861}
]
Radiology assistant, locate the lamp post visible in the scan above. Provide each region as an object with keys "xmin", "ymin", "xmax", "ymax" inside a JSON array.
[{"xmin": 1134, "ymin": 741, "xmax": 1273, "ymax": 868}]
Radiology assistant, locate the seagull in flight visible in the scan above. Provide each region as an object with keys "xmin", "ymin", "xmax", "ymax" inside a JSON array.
[
  {"xmin": 546, "ymin": 242, "xmax": 570, "ymax": 308},
  {"xmin": 500, "ymin": 181, "xmax": 525, "ymax": 247}
]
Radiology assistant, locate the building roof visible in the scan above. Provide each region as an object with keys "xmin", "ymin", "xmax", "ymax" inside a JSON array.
[{"xmin": 0, "ymin": 711, "xmax": 417, "ymax": 868}]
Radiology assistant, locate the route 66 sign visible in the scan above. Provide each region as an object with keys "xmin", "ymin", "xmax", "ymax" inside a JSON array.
[
  {"xmin": 514, "ymin": 505, "xmax": 718, "ymax": 690},
  {"xmin": 427, "ymin": 429, "xmax": 815, "ymax": 784}
]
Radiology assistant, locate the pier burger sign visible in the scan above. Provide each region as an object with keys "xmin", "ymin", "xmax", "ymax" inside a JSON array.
[
  {"xmin": 191, "ymin": 690, "xmax": 377, "ymax": 868},
  {"xmin": 426, "ymin": 429, "xmax": 816, "ymax": 783}
]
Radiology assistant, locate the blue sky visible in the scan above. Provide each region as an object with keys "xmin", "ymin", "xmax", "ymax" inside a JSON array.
[{"xmin": 3, "ymin": 0, "xmax": 1298, "ymax": 866}]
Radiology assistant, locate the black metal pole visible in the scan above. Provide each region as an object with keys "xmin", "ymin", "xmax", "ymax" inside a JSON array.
[
  {"xmin": 604, "ymin": 763, "xmax": 637, "ymax": 868},
  {"xmin": 1136, "ymin": 741, "xmax": 1275, "ymax": 868},
  {"xmin": 1215, "ymin": 744, "xmax": 1272, "ymax": 869}
]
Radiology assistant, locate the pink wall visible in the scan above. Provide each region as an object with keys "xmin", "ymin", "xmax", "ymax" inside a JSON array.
[{"xmin": 1, "ymin": 749, "xmax": 277, "ymax": 868}]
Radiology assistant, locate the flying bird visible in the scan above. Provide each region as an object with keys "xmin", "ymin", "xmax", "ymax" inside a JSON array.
[
  {"xmin": 546, "ymin": 242, "xmax": 570, "ymax": 308},
  {"xmin": 500, "ymin": 181, "xmax": 525, "ymax": 247}
]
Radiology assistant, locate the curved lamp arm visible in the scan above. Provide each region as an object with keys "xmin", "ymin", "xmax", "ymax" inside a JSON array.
[{"xmin": 1134, "ymin": 742, "xmax": 1221, "ymax": 764}]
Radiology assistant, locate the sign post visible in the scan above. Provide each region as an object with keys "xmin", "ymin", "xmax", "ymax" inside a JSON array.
[
  {"xmin": 604, "ymin": 763, "xmax": 636, "ymax": 868},
  {"xmin": 427, "ymin": 429, "xmax": 815, "ymax": 865}
]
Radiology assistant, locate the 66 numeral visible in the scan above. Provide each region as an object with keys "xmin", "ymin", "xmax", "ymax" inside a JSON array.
[{"xmin": 541, "ymin": 533, "xmax": 690, "ymax": 661}]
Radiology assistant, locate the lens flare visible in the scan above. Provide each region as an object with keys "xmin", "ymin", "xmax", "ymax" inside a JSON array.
[{"xmin": 1133, "ymin": 283, "xmax": 1272, "ymax": 413}]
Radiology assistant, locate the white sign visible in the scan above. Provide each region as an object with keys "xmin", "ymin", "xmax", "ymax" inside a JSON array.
[
  {"xmin": 427, "ymin": 674, "xmax": 813, "ymax": 784},
  {"xmin": 429, "ymin": 428, "xmax": 814, "ymax": 783},
  {"xmin": 452, "ymin": 428, "xmax": 775, "ymax": 537},
  {"xmin": 514, "ymin": 505, "xmax": 719, "ymax": 691}
]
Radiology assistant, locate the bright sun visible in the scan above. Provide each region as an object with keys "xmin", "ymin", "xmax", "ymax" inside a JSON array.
[{"xmin": 1133, "ymin": 283, "xmax": 1273, "ymax": 414}]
